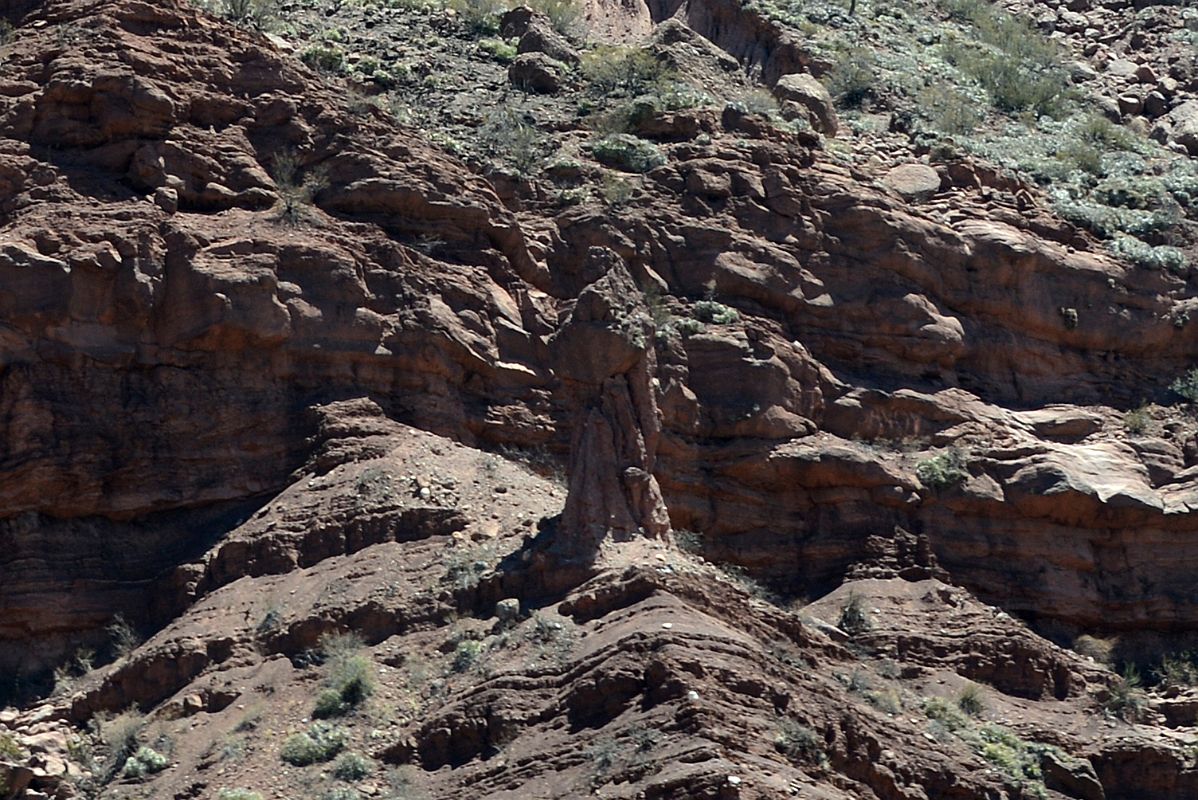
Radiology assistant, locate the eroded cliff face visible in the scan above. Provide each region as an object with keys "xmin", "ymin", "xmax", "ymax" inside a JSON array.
[{"xmin": 2, "ymin": 0, "xmax": 1198, "ymax": 797}]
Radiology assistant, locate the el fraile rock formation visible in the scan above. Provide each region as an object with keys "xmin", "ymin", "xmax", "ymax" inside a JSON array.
[{"xmin": 1, "ymin": 0, "xmax": 1198, "ymax": 796}]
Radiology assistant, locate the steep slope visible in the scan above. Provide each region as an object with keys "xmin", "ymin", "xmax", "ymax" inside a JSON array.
[{"xmin": 1, "ymin": 0, "xmax": 1198, "ymax": 798}]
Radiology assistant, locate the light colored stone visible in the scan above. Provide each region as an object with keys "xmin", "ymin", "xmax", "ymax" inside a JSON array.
[
  {"xmin": 772, "ymin": 72, "xmax": 838, "ymax": 136},
  {"xmin": 882, "ymin": 164, "xmax": 941, "ymax": 200}
]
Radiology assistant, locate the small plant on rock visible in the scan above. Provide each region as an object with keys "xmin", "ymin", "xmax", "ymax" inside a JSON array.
[
  {"xmin": 581, "ymin": 46, "xmax": 670, "ymax": 97},
  {"xmin": 826, "ymin": 48, "xmax": 876, "ymax": 108},
  {"xmin": 1104, "ymin": 664, "xmax": 1146, "ymax": 722},
  {"xmin": 217, "ymin": 791, "xmax": 263, "ymax": 800},
  {"xmin": 0, "ymin": 731, "xmax": 24, "ymax": 760},
  {"xmin": 270, "ymin": 150, "xmax": 328, "ymax": 226},
  {"xmin": 774, "ymin": 718, "xmax": 825, "ymax": 764},
  {"xmin": 280, "ymin": 722, "xmax": 348, "ymax": 766},
  {"xmin": 451, "ymin": 640, "xmax": 484, "ymax": 673},
  {"xmin": 838, "ymin": 591, "xmax": 870, "ymax": 635},
  {"xmin": 1171, "ymin": 369, "xmax": 1198, "ymax": 404},
  {"xmin": 916, "ymin": 448, "xmax": 969, "ymax": 489},
  {"xmin": 121, "ymin": 745, "xmax": 169, "ymax": 778},
  {"xmin": 1122, "ymin": 406, "xmax": 1150, "ymax": 435},
  {"xmin": 478, "ymin": 37, "xmax": 518, "ymax": 62},
  {"xmin": 589, "ymin": 135, "xmax": 665, "ymax": 173},
  {"xmin": 322, "ymin": 789, "xmax": 361, "ymax": 800},
  {"xmin": 107, "ymin": 614, "xmax": 141, "ymax": 660},
  {"xmin": 692, "ymin": 299, "xmax": 739, "ymax": 325},
  {"xmin": 1109, "ymin": 235, "xmax": 1188, "ymax": 273},
  {"xmin": 957, "ymin": 683, "xmax": 985, "ymax": 716},
  {"xmin": 478, "ymin": 108, "xmax": 547, "ymax": 175},
  {"xmin": 213, "ymin": 0, "xmax": 278, "ymax": 29},
  {"xmin": 313, "ymin": 633, "xmax": 375, "ymax": 719},
  {"xmin": 923, "ymin": 696, "xmax": 969, "ymax": 732},
  {"xmin": 332, "ymin": 751, "xmax": 373, "ymax": 781},
  {"xmin": 449, "ymin": 0, "xmax": 505, "ymax": 34},
  {"xmin": 300, "ymin": 43, "xmax": 347, "ymax": 74}
]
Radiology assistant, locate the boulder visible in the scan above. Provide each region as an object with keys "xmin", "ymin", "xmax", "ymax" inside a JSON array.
[
  {"xmin": 0, "ymin": 762, "xmax": 34, "ymax": 800},
  {"xmin": 1165, "ymin": 100, "xmax": 1198, "ymax": 155},
  {"xmin": 508, "ymin": 53, "xmax": 563, "ymax": 94},
  {"xmin": 881, "ymin": 164, "xmax": 941, "ymax": 200},
  {"xmin": 1040, "ymin": 748, "xmax": 1105, "ymax": 800},
  {"xmin": 772, "ymin": 72, "xmax": 838, "ymax": 136},
  {"xmin": 517, "ymin": 18, "xmax": 578, "ymax": 65}
]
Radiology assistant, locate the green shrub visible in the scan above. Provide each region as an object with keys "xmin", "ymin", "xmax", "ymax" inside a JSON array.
[
  {"xmin": 692, "ymin": 300, "xmax": 739, "ymax": 325},
  {"xmin": 1108, "ymin": 236, "xmax": 1188, "ymax": 273},
  {"xmin": 312, "ymin": 634, "xmax": 375, "ymax": 718},
  {"xmin": 918, "ymin": 84, "xmax": 982, "ymax": 134},
  {"xmin": 524, "ymin": 0, "xmax": 582, "ymax": 35},
  {"xmin": 106, "ymin": 615, "xmax": 141, "ymax": 660},
  {"xmin": 977, "ymin": 725, "xmax": 1041, "ymax": 784},
  {"xmin": 1105, "ymin": 664, "xmax": 1146, "ymax": 721},
  {"xmin": 300, "ymin": 44, "xmax": 346, "ymax": 74},
  {"xmin": 729, "ymin": 87, "xmax": 781, "ymax": 119},
  {"xmin": 1123, "ymin": 407, "xmax": 1150, "ymax": 434},
  {"xmin": 214, "ymin": 0, "xmax": 278, "ymax": 29},
  {"xmin": 322, "ymin": 789, "xmax": 361, "ymax": 800},
  {"xmin": 774, "ymin": 718, "xmax": 824, "ymax": 764},
  {"xmin": 923, "ymin": 696, "xmax": 969, "ymax": 732},
  {"xmin": 0, "ymin": 731, "xmax": 24, "ymax": 759},
  {"xmin": 1156, "ymin": 652, "xmax": 1198, "ymax": 688},
  {"xmin": 826, "ymin": 48, "xmax": 876, "ymax": 108},
  {"xmin": 957, "ymin": 683, "xmax": 985, "ymax": 716},
  {"xmin": 1079, "ymin": 115, "xmax": 1136, "ymax": 152},
  {"xmin": 1170, "ymin": 369, "xmax": 1198, "ymax": 403},
  {"xmin": 942, "ymin": 40, "xmax": 1065, "ymax": 116},
  {"xmin": 1056, "ymin": 141, "xmax": 1104, "ymax": 176},
  {"xmin": 479, "ymin": 37, "xmax": 518, "ymax": 62},
  {"xmin": 581, "ymin": 46, "xmax": 670, "ymax": 97},
  {"xmin": 332, "ymin": 751, "xmax": 373, "ymax": 781},
  {"xmin": 280, "ymin": 722, "xmax": 348, "ymax": 766},
  {"xmin": 916, "ymin": 448, "xmax": 968, "ymax": 489},
  {"xmin": 838, "ymin": 591, "xmax": 870, "ymax": 635},
  {"xmin": 217, "ymin": 791, "xmax": 263, "ymax": 800},
  {"xmin": 451, "ymin": 640, "xmax": 483, "ymax": 673},
  {"xmin": 121, "ymin": 746, "xmax": 169, "ymax": 778},
  {"xmin": 271, "ymin": 150, "xmax": 328, "ymax": 226},
  {"xmin": 478, "ymin": 108, "xmax": 547, "ymax": 175},
  {"xmin": 590, "ymin": 135, "xmax": 665, "ymax": 173},
  {"xmin": 449, "ymin": 0, "xmax": 505, "ymax": 33}
]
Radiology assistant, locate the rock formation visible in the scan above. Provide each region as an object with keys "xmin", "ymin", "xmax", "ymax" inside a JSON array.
[{"xmin": 1, "ymin": 0, "xmax": 1198, "ymax": 797}]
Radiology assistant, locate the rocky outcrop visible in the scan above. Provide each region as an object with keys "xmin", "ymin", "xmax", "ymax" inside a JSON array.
[
  {"xmin": 3, "ymin": 0, "xmax": 1198, "ymax": 798},
  {"xmin": 551, "ymin": 257, "xmax": 671, "ymax": 560}
]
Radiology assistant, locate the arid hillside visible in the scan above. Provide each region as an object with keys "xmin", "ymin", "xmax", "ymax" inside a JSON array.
[{"xmin": 2, "ymin": 0, "xmax": 1198, "ymax": 797}]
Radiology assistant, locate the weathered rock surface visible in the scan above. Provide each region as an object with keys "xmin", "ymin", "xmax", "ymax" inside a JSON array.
[{"xmin": 3, "ymin": 0, "xmax": 1198, "ymax": 798}]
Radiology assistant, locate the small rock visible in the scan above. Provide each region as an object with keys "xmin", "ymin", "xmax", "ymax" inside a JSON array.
[
  {"xmin": 1117, "ymin": 94, "xmax": 1143, "ymax": 116},
  {"xmin": 1144, "ymin": 91, "xmax": 1168, "ymax": 119},
  {"xmin": 1166, "ymin": 100, "xmax": 1198, "ymax": 155},
  {"xmin": 153, "ymin": 186, "xmax": 177, "ymax": 214},
  {"xmin": 495, "ymin": 598, "xmax": 521, "ymax": 624}
]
